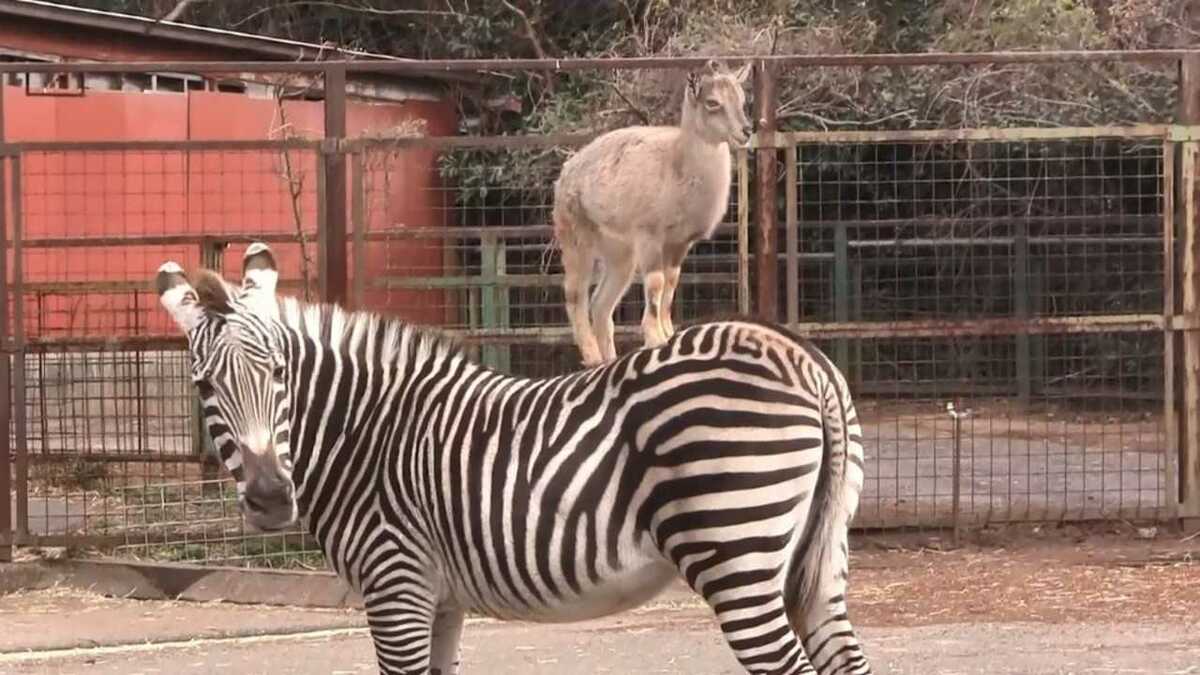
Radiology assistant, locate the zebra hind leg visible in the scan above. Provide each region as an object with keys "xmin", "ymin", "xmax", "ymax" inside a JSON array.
[
  {"xmin": 429, "ymin": 605, "xmax": 465, "ymax": 675},
  {"xmin": 685, "ymin": 566, "xmax": 818, "ymax": 674}
]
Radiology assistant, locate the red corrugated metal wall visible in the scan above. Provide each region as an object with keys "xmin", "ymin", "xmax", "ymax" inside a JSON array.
[{"xmin": 2, "ymin": 85, "xmax": 457, "ymax": 337}]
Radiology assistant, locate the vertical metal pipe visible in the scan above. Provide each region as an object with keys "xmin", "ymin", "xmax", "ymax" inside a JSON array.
[
  {"xmin": 1163, "ymin": 139, "xmax": 1178, "ymax": 518},
  {"xmin": 784, "ymin": 145, "xmax": 799, "ymax": 326},
  {"xmin": 1014, "ymin": 219, "xmax": 1032, "ymax": 404},
  {"xmin": 320, "ymin": 65, "xmax": 349, "ymax": 306},
  {"xmin": 11, "ymin": 154, "xmax": 25, "ymax": 539},
  {"xmin": 1177, "ymin": 54, "xmax": 1200, "ymax": 518},
  {"xmin": 753, "ymin": 61, "xmax": 778, "ymax": 321},
  {"xmin": 350, "ymin": 151, "xmax": 366, "ymax": 310},
  {"xmin": 737, "ymin": 149, "xmax": 751, "ymax": 315},
  {"xmin": 0, "ymin": 86, "xmax": 11, "ymax": 559},
  {"xmin": 834, "ymin": 222, "xmax": 849, "ymax": 368}
]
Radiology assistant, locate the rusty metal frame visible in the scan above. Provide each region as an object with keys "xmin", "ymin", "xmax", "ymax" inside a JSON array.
[
  {"xmin": 754, "ymin": 61, "xmax": 778, "ymax": 321},
  {"xmin": 0, "ymin": 116, "xmax": 9, "ymax": 562},
  {"xmin": 10, "ymin": 154, "xmax": 26, "ymax": 541},
  {"xmin": 774, "ymin": 121, "xmax": 1185, "ymax": 525},
  {"xmin": 1164, "ymin": 137, "xmax": 1179, "ymax": 519},
  {"xmin": 1177, "ymin": 54, "xmax": 1200, "ymax": 520},
  {"xmin": 0, "ymin": 50, "xmax": 1193, "ymax": 77},
  {"xmin": 737, "ymin": 149, "xmax": 751, "ymax": 314}
]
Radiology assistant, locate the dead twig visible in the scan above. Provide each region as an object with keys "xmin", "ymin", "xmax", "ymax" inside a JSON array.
[
  {"xmin": 146, "ymin": 0, "xmax": 205, "ymax": 32},
  {"xmin": 606, "ymin": 81, "xmax": 652, "ymax": 125}
]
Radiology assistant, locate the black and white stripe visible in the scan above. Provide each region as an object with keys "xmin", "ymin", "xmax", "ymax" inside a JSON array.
[{"xmin": 159, "ymin": 246, "xmax": 872, "ymax": 675}]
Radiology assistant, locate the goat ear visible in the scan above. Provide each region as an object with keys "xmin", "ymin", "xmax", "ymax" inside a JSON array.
[
  {"xmin": 239, "ymin": 242, "xmax": 280, "ymax": 320},
  {"xmin": 685, "ymin": 71, "xmax": 701, "ymax": 99},
  {"xmin": 156, "ymin": 262, "xmax": 204, "ymax": 333}
]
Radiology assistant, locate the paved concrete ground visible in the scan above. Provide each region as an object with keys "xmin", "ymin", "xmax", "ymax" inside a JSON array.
[
  {"xmin": 3, "ymin": 532, "xmax": 1197, "ymax": 674},
  {"xmin": 1, "ymin": 604, "xmax": 1197, "ymax": 674}
]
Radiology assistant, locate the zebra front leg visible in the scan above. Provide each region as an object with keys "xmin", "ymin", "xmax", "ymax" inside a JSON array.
[
  {"xmin": 363, "ymin": 586, "xmax": 438, "ymax": 675},
  {"xmin": 429, "ymin": 605, "xmax": 466, "ymax": 675}
]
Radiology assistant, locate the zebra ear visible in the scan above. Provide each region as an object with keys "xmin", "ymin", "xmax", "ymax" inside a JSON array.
[
  {"xmin": 156, "ymin": 262, "xmax": 204, "ymax": 333},
  {"xmin": 240, "ymin": 242, "xmax": 280, "ymax": 320}
]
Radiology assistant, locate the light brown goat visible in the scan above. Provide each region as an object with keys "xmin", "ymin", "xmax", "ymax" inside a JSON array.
[{"xmin": 552, "ymin": 59, "xmax": 753, "ymax": 367}]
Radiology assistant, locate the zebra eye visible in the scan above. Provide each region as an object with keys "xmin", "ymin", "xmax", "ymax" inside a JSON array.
[{"xmin": 272, "ymin": 365, "xmax": 286, "ymax": 383}]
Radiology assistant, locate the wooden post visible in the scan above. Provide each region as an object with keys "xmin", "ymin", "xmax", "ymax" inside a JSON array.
[
  {"xmin": 1177, "ymin": 54, "xmax": 1200, "ymax": 519},
  {"xmin": 754, "ymin": 60, "xmax": 778, "ymax": 321}
]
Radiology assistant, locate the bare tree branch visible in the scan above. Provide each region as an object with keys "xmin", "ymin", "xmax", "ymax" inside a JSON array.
[
  {"xmin": 499, "ymin": 0, "xmax": 554, "ymax": 93},
  {"xmin": 145, "ymin": 0, "xmax": 204, "ymax": 33},
  {"xmin": 606, "ymin": 81, "xmax": 651, "ymax": 125},
  {"xmin": 499, "ymin": 0, "xmax": 548, "ymax": 60},
  {"xmin": 230, "ymin": 0, "xmax": 456, "ymax": 29}
]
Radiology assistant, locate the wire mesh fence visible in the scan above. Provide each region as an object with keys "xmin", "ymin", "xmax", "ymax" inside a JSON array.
[
  {"xmin": 353, "ymin": 139, "xmax": 747, "ymax": 376},
  {"xmin": 0, "ymin": 56, "xmax": 1194, "ymax": 569},
  {"xmin": 112, "ymin": 479, "xmax": 323, "ymax": 569}
]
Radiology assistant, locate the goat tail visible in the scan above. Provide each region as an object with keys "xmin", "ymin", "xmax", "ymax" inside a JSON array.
[{"xmin": 784, "ymin": 358, "xmax": 859, "ymax": 635}]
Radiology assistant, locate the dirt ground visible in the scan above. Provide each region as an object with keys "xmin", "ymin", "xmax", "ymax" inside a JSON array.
[{"xmin": 2, "ymin": 527, "xmax": 1198, "ymax": 674}]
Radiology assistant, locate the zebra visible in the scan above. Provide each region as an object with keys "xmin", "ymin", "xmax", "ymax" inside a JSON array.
[{"xmin": 155, "ymin": 242, "xmax": 871, "ymax": 675}]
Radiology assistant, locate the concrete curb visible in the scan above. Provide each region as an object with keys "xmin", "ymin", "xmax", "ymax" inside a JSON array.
[
  {"xmin": 0, "ymin": 562, "xmax": 54, "ymax": 595},
  {"xmin": 2, "ymin": 559, "xmax": 364, "ymax": 609}
]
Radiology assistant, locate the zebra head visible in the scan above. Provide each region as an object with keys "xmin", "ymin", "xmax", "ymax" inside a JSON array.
[{"xmin": 155, "ymin": 243, "xmax": 297, "ymax": 532}]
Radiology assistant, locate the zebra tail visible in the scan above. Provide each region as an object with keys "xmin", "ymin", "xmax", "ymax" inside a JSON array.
[{"xmin": 784, "ymin": 374, "xmax": 850, "ymax": 635}]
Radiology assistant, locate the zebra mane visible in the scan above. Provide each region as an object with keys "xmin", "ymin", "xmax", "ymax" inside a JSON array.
[{"xmin": 274, "ymin": 295, "xmax": 463, "ymax": 367}]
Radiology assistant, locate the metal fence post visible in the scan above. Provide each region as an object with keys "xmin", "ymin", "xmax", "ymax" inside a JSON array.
[
  {"xmin": 1177, "ymin": 55, "xmax": 1200, "ymax": 520},
  {"xmin": 350, "ymin": 151, "xmax": 366, "ymax": 310},
  {"xmin": 10, "ymin": 155, "xmax": 25, "ymax": 541},
  {"xmin": 1164, "ymin": 137, "xmax": 1179, "ymax": 521},
  {"xmin": 320, "ymin": 64, "xmax": 349, "ymax": 307},
  {"xmin": 784, "ymin": 145, "xmax": 799, "ymax": 326},
  {"xmin": 479, "ymin": 232, "xmax": 511, "ymax": 373},
  {"xmin": 754, "ymin": 60, "xmax": 778, "ymax": 322},
  {"xmin": 1014, "ymin": 219, "xmax": 1032, "ymax": 404},
  {"xmin": 737, "ymin": 149, "xmax": 751, "ymax": 315},
  {"xmin": 833, "ymin": 222, "xmax": 850, "ymax": 369},
  {"xmin": 196, "ymin": 239, "xmax": 225, "ymax": 491},
  {"xmin": 0, "ymin": 149, "xmax": 10, "ymax": 562}
]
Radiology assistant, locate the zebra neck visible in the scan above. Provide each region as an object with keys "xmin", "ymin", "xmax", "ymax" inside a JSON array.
[{"xmin": 276, "ymin": 298, "xmax": 478, "ymax": 524}]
